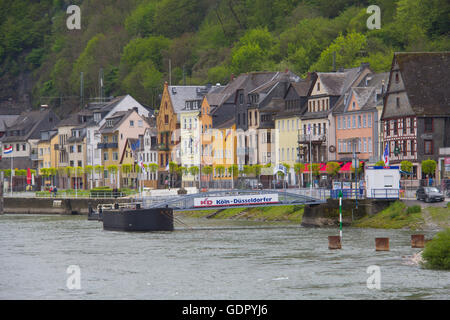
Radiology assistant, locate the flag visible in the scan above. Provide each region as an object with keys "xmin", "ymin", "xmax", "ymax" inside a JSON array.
[
  {"xmin": 27, "ymin": 168, "xmax": 32, "ymax": 185},
  {"xmin": 4, "ymin": 145, "xmax": 13, "ymax": 154},
  {"xmin": 131, "ymin": 139, "xmax": 140, "ymax": 152},
  {"xmin": 383, "ymin": 143, "xmax": 389, "ymax": 166},
  {"xmin": 139, "ymin": 160, "xmax": 146, "ymax": 173},
  {"xmin": 225, "ymin": 129, "xmax": 231, "ymax": 141}
]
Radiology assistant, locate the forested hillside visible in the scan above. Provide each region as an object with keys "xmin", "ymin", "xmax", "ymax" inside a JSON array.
[{"xmin": 0, "ymin": 0, "xmax": 448, "ymax": 114}]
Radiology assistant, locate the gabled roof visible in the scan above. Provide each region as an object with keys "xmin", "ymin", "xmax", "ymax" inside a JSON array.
[
  {"xmin": 99, "ymin": 109, "xmax": 134, "ymax": 134},
  {"xmin": 168, "ymin": 86, "xmax": 209, "ymax": 114},
  {"xmin": 1, "ymin": 109, "xmax": 59, "ymax": 142},
  {"xmin": 391, "ymin": 52, "xmax": 450, "ymax": 116}
]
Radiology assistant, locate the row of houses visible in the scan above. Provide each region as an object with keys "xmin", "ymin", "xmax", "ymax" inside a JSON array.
[{"xmin": 0, "ymin": 52, "xmax": 449, "ymax": 190}]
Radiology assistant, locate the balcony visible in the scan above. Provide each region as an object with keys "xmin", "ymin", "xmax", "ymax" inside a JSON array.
[
  {"xmin": 298, "ymin": 134, "xmax": 326, "ymax": 144},
  {"xmin": 97, "ymin": 142, "xmax": 118, "ymax": 149}
]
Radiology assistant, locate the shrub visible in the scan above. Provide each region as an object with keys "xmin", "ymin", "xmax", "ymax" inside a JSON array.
[
  {"xmin": 422, "ymin": 228, "xmax": 450, "ymax": 270},
  {"xmin": 177, "ymin": 188, "xmax": 187, "ymax": 195},
  {"xmin": 406, "ymin": 205, "xmax": 421, "ymax": 214}
]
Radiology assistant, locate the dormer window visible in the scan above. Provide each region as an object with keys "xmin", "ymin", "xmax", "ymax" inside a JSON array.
[{"xmin": 106, "ymin": 120, "xmax": 114, "ymax": 127}]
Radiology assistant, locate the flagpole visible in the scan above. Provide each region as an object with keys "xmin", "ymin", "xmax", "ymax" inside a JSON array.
[{"xmin": 10, "ymin": 151, "xmax": 13, "ymax": 197}]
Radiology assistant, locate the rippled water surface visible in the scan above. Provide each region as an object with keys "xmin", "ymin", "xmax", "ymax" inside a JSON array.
[{"xmin": 0, "ymin": 214, "xmax": 448, "ymax": 299}]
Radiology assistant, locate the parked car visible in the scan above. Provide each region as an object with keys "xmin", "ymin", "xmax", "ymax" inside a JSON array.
[
  {"xmin": 272, "ymin": 180, "xmax": 288, "ymax": 189},
  {"xmin": 252, "ymin": 182, "xmax": 264, "ymax": 190},
  {"xmin": 416, "ymin": 186, "xmax": 444, "ymax": 202}
]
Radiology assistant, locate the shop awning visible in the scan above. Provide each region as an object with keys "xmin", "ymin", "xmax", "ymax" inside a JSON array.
[{"xmin": 339, "ymin": 162, "xmax": 352, "ymax": 172}]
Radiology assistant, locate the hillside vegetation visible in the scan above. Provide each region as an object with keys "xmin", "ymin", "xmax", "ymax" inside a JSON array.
[{"xmin": 0, "ymin": 0, "xmax": 449, "ymax": 114}]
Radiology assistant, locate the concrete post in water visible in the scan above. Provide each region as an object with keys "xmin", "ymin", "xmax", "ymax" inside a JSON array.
[
  {"xmin": 375, "ymin": 238, "xmax": 389, "ymax": 251},
  {"xmin": 328, "ymin": 236, "xmax": 342, "ymax": 250},
  {"xmin": 411, "ymin": 235, "xmax": 425, "ymax": 248}
]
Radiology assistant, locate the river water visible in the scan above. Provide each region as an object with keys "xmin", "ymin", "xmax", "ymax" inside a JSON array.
[{"xmin": 0, "ymin": 214, "xmax": 448, "ymax": 300}]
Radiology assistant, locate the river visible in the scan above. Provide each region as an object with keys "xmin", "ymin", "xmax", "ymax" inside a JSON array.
[{"xmin": 0, "ymin": 214, "xmax": 448, "ymax": 300}]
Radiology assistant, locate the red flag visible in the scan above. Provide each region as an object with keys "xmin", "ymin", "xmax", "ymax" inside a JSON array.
[{"xmin": 27, "ymin": 168, "xmax": 32, "ymax": 185}]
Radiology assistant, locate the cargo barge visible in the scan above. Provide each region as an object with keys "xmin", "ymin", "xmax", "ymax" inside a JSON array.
[{"xmin": 89, "ymin": 203, "xmax": 174, "ymax": 232}]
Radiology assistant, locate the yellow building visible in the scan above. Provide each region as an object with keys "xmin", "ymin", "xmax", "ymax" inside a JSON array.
[
  {"xmin": 274, "ymin": 116, "xmax": 302, "ymax": 185},
  {"xmin": 211, "ymin": 121, "xmax": 237, "ymax": 189}
]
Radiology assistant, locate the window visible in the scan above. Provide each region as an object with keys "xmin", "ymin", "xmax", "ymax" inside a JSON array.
[
  {"xmin": 363, "ymin": 114, "xmax": 366, "ymax": 128},
  {"xmin": 347, "ymin": 116, "xmax": 351, "ymax": 129},
  {"xmin": 317, "ymin": 82, "xmax": 320, "ymax": 91},
  {"xmin": 395, "ymin": 72, "xmax": 399, "ymax": 83},
  {"xmin": 396, "ymin": 97, "xmax": 400, "ymax": 108},
  {"xmin": 318, "ymin": 123, "xmax": 321, "ymax": 135},
  {"xmin": 70, "ymin": 146, "xmax": 74, "ymax": 153},
  {"xmin": 369, "ymin": 138, "xmax": 372, "ymax": 153},
  {"xmin": 112, "ymin": 135, "xmax": 118, "ymax": 143},
  {"xmin": 164, "ymin": 115, "xmax": 169, "ymax": 124},
  {"xmin": 338, "ymin": 117, "xmax": 341, "ymax": 129},
  {"xmin": 411, "ymin": 140, "xmax": 415, "ymax": 155},
  {"xmin": 424, "ymin": 140, "xmax": 433, "ymax": 155},
  {"xmin": 103, "ymin": 152, "xmax": 108, "ymax": 161},
  {"xmin": 70, "ymin": 161, "xmax": 74, "ymax": 167},
  {"xmin": 410, "ymin": 117, "xmax": 414, "ymax": 134},
  {"xmin": 138, "ymin": 120, "xmax": 143, "ymax": 127},
  {"xmin": 338, "ymin": 140, "xmax": 341, "ymax": 153},
  {"xmin": 352, "ymin": 115, "xmax": 356, "ymax": 128},
  {"xmin": 368, "ymin": 114, "xmax": 372, "ymax": 128},
  {"xmin": 403, "ymin": 118, "xmax": 407, "ymax": 134},
  {"xmin": 386, "ymin": 121, "xmax": 390, "ymax": 136},
  {"xmin": 113, "ymin": 152, "xmax": 118, "ymax": 161},
  {"xmin": 130, "ymin": 120, "xmax": 134, "ymax": 127},
  {"xmin": 424, "ymin": 118, "xmax": 433, "ymax": 132},
  {"xmin": 358, "ymin": 115, "xmax": 361, "ymax": 128},
  {"xmin": 323, "ymin": 123, "xmax": 326, "ymax": 134},
  {"xmin": 22, "ymin": 144, "xmax": 26, "ymax": 151},
  {"xmin": 403, "ymin": 140, "xmax": 407, "ymax": 156},
  {"xmin": 78, "ymin": 161, "xmax": 82, "ymax": 167},
  {"xmin": 393, "ymin": 120, "xmax": 398, "ymax": 135},
  {"xmin": 352, "ymin": 102, "xmax": 355, "ymax": 110},
  {"xmin": 363, "ymin": 138, "xmax": 367, "ymax": 153},
  {"xmin": 343, "ymin": 116, "xmax": 346, "ymax": 129}
]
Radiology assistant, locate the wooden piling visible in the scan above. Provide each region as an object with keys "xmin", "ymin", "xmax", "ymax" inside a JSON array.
[
  {"xmin": 375, "ymin": 237, "xmax": 389, "ymax": 251},
  {"xmin": 328, "ymin": 236, "xmax": 342, "ymax": 250},
  {"xmin": 411, "ymin": 234, "xmax": 425, "ymax": 248}
]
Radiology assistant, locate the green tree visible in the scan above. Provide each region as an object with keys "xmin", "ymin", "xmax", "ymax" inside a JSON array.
[
  {"xmin": 327, "ymin": 162, "xmax": 341, "ymax": 178},
  {"xmin": 401, "ymin": 161, "xmax": 413, "ymax": 173},
  {"xmin": 310, "ymin": 32, "xmax": 367, "ymax": 72},
  {"xmin": 95, "ymin": 165, "xmax": 104, "ymax": 187},
  {"xmin": 201, "ymin": 165, "xmax": 213, "ymax": 189},
  {"xmin": 294, "ymin": 163, "xmax": 305, "ymax": 187},
  {"xmin": 421, "ymin": 159, "xmax": 437, "ymax": 178}
]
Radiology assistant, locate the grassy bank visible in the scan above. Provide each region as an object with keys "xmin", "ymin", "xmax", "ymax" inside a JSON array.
[
  {"xmin": 352, "ymin": 201, "xmax": 450, "ymax": 230},
  {"xmin": 177, "ymin": 205, "xmax": 304, "ymax": 223},
  {"xmin": 352, "ymin": 201, "xmax": 425, "ymax": 230}
]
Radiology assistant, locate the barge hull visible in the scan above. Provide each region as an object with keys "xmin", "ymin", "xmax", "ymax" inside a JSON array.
[{"xmin": 102, "ymin": 208, "xmax": 173, "ymax": 231}]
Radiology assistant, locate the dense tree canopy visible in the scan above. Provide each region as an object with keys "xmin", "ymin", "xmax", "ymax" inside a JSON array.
[{"xmin": 0, "ymin": 0, "xmax": 448, "ymax": 113}]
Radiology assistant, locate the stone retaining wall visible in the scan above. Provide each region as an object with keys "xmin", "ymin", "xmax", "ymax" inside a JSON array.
[
  {"xmin": 302, "ymin": 199, "xmax": 394, "ymax": 227},
  {"xmin": 3, "ymin": 197, "xmax": 133, "ymax": 215}
]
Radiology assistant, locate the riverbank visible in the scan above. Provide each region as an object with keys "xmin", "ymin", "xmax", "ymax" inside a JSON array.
[
  {"xmin": 176, "ymin": 205, "xmax": 305, "ymax": 223},
  {"xmin": 176, "ymin": 200, "xmax": 450, "ymax": 230}
]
